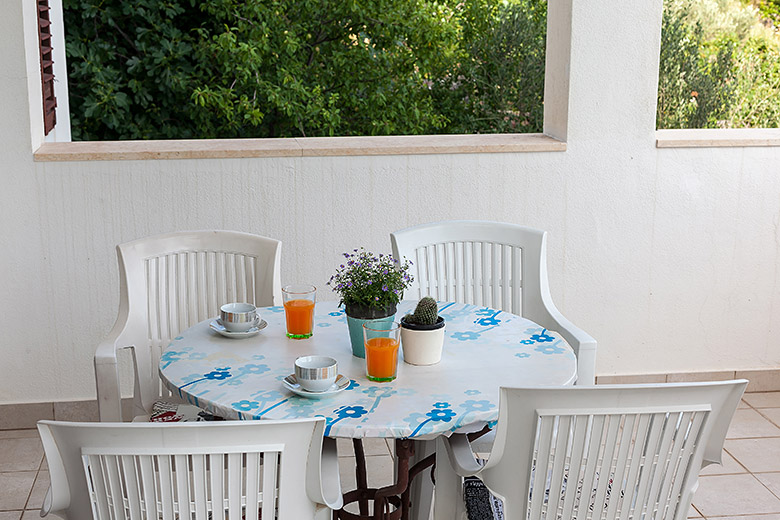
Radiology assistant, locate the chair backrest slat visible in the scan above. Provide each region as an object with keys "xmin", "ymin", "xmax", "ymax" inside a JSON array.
[
  {"xmin": 263, "ymin": 451, "xmax": 280, "ymax": 519},
  {"xmin": 210, "ymin": 454, "xmax": 226, "ymax": 520}
]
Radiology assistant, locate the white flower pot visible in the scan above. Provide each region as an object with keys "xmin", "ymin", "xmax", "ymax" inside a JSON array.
[{"xmin": 401, "ymin": 317, "xmax": 445, "ymax": 365}]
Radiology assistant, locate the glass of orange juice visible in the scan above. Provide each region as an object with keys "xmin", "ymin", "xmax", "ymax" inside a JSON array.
[
  {"xmin": 363, "ymin": 321, "xmax": 401, "ymax": 382},
  {"xmin": 282, "ymin": 285, "xmax": 316, "ymax": 339}
]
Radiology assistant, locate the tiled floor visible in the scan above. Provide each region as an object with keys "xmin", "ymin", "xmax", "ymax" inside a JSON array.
[{"xmin": 2, "ymin": 392, "xmax": 779, "ymax": 519}]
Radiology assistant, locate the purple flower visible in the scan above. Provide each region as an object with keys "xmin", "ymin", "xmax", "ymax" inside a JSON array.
[
  {"xmin": 367, "ymin": 280, "xmax": 372, "ymax": 285},
  {"xmin": 382, "ymin": 285, "xmax": 388, "ymax": 291}
]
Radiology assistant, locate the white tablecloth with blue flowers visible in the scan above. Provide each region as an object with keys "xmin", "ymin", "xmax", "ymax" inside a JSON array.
[{"xmin": 159, "ymin": 300, "xmax": 576, "ymax": 439}]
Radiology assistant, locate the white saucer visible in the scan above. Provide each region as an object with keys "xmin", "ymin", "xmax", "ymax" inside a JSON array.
[
  {"xmin": 282, "ymin": 374, "xmax": 349, "ymax": 399},
  {"xmin": 209, "ymin": 318, "xmax": 267, "ymax": 338}
]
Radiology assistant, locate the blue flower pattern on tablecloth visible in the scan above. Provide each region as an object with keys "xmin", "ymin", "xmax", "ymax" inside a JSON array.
[
  {"xmin": 362, "ymin": 386, "xmax": 397, "ymax": 414},
  {"xmin": 160, "ymin": 301, "xmax": 576, "ymax": 438},
  {"xmin": 531, "ymin": 329, "xmax": 554, "ymax": 343},
  {"xmin": 160, "ymin": 350, "xmax": 187, "ymax": 369},
  {"xmin": 177, "ymin": 367, "xmax": 232, "ymax": 393},
  {"xmin": 407, "ymin": 402, "xmax": 458, "ymax": 437},
  {"xmin": 452, "ymin": 331, "xmax": 480, "ymax": 341},
  {"xmin": 217, "ymin": 363, "xmax": 270, "ymax": 387},
  {"xmin": 460, "ymin": 400, "xmax": 494, "ymax": 413},
  {"xmin": 535, "ymin": 342, "xmax": 566, "ymax": 355},
  {"xmin": 232, "ymin": 399, "xmax": 259, "ymax": 411},
  {"xmin": 325, "ymin": 405, "xmax": 369, "ymax": 436}
]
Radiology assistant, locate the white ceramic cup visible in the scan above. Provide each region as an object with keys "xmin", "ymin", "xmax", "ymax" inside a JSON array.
[
  {"xmin": 294, "ymin": 355, "xmax": 338, "ymax": 392},
  {"xmin": 219, "ymin": 302, "xmax": 259, "ymax": 332}
]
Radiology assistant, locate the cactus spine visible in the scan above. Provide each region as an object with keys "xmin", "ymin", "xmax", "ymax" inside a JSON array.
[{"xmin": 410, "ymin": 296, "xmax": 438, "ymax": 325}]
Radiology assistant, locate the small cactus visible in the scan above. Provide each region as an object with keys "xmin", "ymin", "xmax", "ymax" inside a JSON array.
[{"xmin": 410, "ymin": 296, "xmax": 438, "ymax": 325}]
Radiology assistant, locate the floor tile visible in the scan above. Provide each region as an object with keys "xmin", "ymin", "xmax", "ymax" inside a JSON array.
[
  {"xmin": 0, "ymin": 431, "xmax": 38, "ymax": 440},
  {"xmin": 336, "ymin": 437, "xmax": 390, "ymax": 457},
  {"xmin": 0, "ymin": 471, "xmax": 37, "ymax": 510},
  {"xmin": 52, "ymin": 400, "xmax": 98, "ymax": 422},
  {"xmin": 0, "ymin": 404, "xmax": 53, "ymax": 430},
  {"xmin": 25, "ymin": 471, "xmax": 49, "ymax": 511},
  {"xmin": 667, "ymin": 370, "xmax": 736, "ymax": 383},
  {"xmin": 338, "ymin": 455, "xmax": 395, "ymax": 491},
  {"xmin": 699, "ymin": 450, "xmax": 746, "ymax": 475},
  {"xmin": 756, "ymin": 473, "xmax": 780, "ymax": 499},
  {"xmin": 738, "ymin": 399, "xmax": 750, "ymax": 409},
  {"xmin": 744, "ymin": 392, "xmax": 780, "ymax": 409},
  {"xmin": 760, "ymin": 408, "xmax": 780, "ymax": 428},
  {"xmin": 727, "ymin": 409, "xmax": 780, "ymax": 439},
  {"xmin": 692, "ymin": 474, "xmax": 780, "ymax": 517},
  {"xmin": 21, "ymin": 511, "xmax": 65, "ymax": 520},
  {"xmin": 0, "ymin": 438, "xmax": 44, "ymax": 472},
  {"xmin": 726, "ymin": 438, "xmax": 780, "ymax": 473},
  {"xmin": 687, "ymin": 505, "xmax": 701, "ymax": 518},
  {"xmin": 736, "ymin": 370, "xmax": 780, "ymax": 393},
  {"xmin": 0, "ymin": 513, "xmax": 22, "ymax": 520}
]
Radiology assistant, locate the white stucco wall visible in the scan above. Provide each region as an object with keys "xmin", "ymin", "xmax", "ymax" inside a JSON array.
[{"xmin": 1, "ymin": 0, "xmax": 778, "ymax": 404}]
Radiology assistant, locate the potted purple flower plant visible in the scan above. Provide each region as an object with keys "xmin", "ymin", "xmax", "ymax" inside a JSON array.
[{"xmin": 327, "ymin": 248, "xmax": 413, "ymax": 357}]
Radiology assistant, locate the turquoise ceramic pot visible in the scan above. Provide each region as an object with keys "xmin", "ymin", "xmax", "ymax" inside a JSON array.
[{"xmin": 344, "ymin": 303, "xmax": 397, "ymax": 358}]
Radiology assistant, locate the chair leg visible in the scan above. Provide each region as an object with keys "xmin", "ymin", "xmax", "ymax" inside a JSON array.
[
  {"xmin": 407, "ymin": 439, "xmax": 435, "ymax": 520},
  {"xmin": 433, "ymin": 439, "xmax": 462, "ymax": 520}
]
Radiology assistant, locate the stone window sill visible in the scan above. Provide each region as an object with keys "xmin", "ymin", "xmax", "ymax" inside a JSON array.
[
  {"xmin": 34, "ymin": 133, "xmax": 566, "ymax": 162},
  {"xmin": 656, "ymin": 128, "xmax": 780, "ymax": 148}
]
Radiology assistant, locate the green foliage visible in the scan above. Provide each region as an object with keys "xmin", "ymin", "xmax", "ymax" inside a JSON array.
[
  {"xmin": 64, "ymin": 0, "xmax": 206, "ymax": 140},
  {"xmin": 408, "ymin": 296, "xmax": 439, "ymax": 325},
  {"xmin": 432, "ymin": 0, "xmax": 547, "ymax": 133},
  {"xmin": 64, "ymin": 0, "xmax": 547, "ymax": 140},
  {"xmin": 658, "ymin": 0, "xmax": 780, "ymax": 129}
]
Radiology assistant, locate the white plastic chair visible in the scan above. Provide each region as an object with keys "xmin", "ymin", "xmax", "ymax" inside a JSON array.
[
  {"xmin": 95, "ymin": 230, "xmax": 282, "ymax": 421},
  {"xmin": 433, "ymin": 380, "xmax": 748, "ymax": 520},
  {"xmin": 391, "ymin": 220, "xmax": 596, "ymax": 385},
  {"xmin": 37, "ymin": 417, "xmax": 342, "ymax": 520}
]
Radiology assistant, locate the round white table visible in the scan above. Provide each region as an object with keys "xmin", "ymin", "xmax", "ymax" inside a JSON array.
[{"xmin": 159, "ymin": 300, "xmax": 577, "ymax": 439}]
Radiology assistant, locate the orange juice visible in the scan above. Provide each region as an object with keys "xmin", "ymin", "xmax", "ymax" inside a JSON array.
[
  {"xmin": 365, "ymin": 337, "xmax": 400, "ymax": 381},
  {"xmin": 284, "ymin": 299, "xmax": 315, "ymax": 338}
]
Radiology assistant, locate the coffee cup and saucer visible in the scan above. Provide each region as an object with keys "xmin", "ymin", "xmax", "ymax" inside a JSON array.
[
  {"xmin": 282, "ymin": 356, "xmax": 349, "ymax": 399},
  {"xmin": 210, "ymin": 302, "xmax": 267, "ymax": 338}
]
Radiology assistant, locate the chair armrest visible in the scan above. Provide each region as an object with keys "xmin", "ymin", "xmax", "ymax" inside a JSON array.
[
  {"xmin": 94, "ymin": 332, "xmax": 129, "ymax": 422},
  {"xmin": 437, "ymin": 434, "xmax": 484, "ymax": 478},
  {"xmin": 306, "ymin": 437, "xmax": 344, "ymax": 510},
  {"xmin": 536, "ymin": 305, "xmax": 597, "ymax": 386},
  {"xmin": 37, "ymin": 424, "xmax": 70, "ymax": 516}
]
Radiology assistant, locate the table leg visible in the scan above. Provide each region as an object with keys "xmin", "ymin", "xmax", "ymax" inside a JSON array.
[{"xmin": 354, "ymin": 439, "xmax": 370, "ymax": 517}]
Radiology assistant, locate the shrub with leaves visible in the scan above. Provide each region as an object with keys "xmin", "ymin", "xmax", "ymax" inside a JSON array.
[
  {"xmin": 658, "ymin": 0, "xmax": 780, "ymax": 129},
  {"xmin": 64, "ymin": 0, "xmax": 547, "ymax": 139}
]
